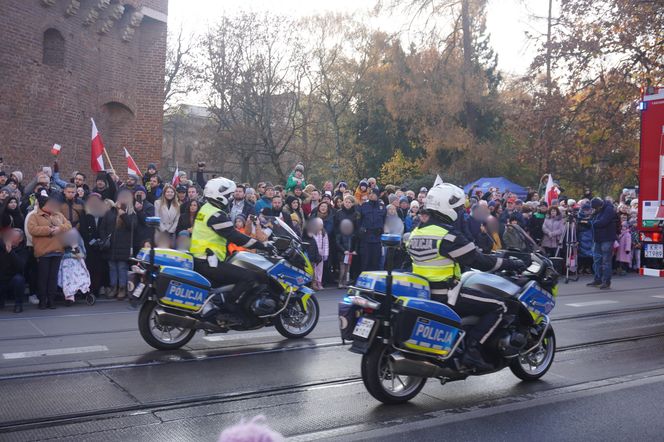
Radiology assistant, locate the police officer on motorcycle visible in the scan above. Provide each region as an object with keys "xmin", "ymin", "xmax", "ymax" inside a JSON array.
[
  {"xmin": 190, "ymin": 177, "xmax": 275, "ymax": 315},
  {"xmin": 406, "ymin": 183, "xmax": 526, "ymax": 370}
]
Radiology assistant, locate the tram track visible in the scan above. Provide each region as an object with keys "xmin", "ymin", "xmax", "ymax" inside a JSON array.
[
  {"xmin": 1, "ymin": 329, "xmax": 664, "ymax": 433},
  {"xmin": 3, "ymin": 302, "xmax": 664, "ymax": 381}
]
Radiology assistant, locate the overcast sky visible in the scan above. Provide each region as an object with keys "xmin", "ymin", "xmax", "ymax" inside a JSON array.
[{"xmin": 168, "ymin": 0, "xmax": 555, "ymax": 75}]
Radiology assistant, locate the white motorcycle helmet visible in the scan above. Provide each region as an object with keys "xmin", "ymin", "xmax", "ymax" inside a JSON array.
[
  {"xmin": 425, "ymin": 183, "xmax": 466, "ymax": 221},
  {"xmin": 203, "ymin": 177, "xmax": 236, "ymax": 209}
]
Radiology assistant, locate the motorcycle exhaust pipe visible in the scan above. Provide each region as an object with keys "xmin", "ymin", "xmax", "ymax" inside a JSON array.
[
  {"xmin": 155, "ymin": 309, "xmax": 223, "ymax": 331},
  {"xmin": 389, "ymin": 352, "xmax": 457, "ymax": 378}
]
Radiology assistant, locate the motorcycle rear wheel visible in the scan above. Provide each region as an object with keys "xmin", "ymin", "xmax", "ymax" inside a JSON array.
[
  {"xmin": 510, "ymin": 327, "xmax": 556, "ymax": 381},
  {"xmin": 274, "ymin": 295, "xmax": 320, "ymax": 339},
  {"xmin": 361, "ymin": 343, "xmax": 427, "ymax": 405},
  {"xmin": 138, "ymin": 301, "xmax": 196, "ymax": 350}
]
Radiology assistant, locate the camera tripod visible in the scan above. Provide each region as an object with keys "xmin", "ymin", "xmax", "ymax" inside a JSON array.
[{"xmin": 556, "ymin": 216, "xmax": 579, "ymax": 283}]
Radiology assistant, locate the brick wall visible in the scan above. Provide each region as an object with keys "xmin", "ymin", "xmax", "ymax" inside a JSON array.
[{"xmin": 0, "ymin": 0, "xmax": 167, "ymax": 183}]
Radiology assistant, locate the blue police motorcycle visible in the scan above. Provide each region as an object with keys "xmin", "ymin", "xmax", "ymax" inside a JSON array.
[
  {"xmin": 132, "ymin": 217, "xmax": 319, "ymax": 350},
  {"xmin": 339, "ymin": 234, "xmax": 558, "ymax": 404}
]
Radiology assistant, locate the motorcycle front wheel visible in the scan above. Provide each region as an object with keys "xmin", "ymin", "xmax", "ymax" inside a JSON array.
[
  {"xmin": 274, "ymin": 295, "xmax": 320, "ymax": 339},
  {"xmin": 138, "ymin": 301, "xmax": 196, "ymax": 350},
  {"xmin": 510, "ymin": 327, "xmax": 556, "ymax": 381},
  {"xmin": 361, "ymin": 343, "xmax": 427, "ymax": 405}
]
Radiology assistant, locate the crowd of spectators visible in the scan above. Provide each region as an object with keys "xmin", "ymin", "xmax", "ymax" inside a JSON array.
[{"xmin": 0, "ymin": 159, "xmax": 641, "ymax": 313}]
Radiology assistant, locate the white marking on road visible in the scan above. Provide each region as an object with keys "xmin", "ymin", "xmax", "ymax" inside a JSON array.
[
  {"xmin": 2, "ymin": 345, "xmax": 108, "ymax": 360},
  {"xmin": 565, "ymin": 300, "xmax": 619, "ymax": 307},
  {"xmin": 651, "ymin": 295, "xmax": 664, "ymax": 299}
]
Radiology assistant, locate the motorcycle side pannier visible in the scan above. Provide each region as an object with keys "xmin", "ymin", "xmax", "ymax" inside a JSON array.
[
  {"xmin": 393, "ymin": 297, "xmax": 463, "ymax": 357},
  {"xmin": 156, "ymin": 266, "xmax": 211, "ymax": 312}
]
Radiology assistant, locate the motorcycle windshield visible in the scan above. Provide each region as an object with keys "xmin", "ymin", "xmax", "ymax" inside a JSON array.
[{"xmin": 269, "ymin": 217, "xmax": 300, "ymax": 241}]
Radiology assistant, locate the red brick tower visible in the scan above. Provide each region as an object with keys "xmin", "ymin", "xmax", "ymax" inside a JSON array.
[{"xmin": 0, "ymin": 0, "xmax": 168, "ymax": 180}]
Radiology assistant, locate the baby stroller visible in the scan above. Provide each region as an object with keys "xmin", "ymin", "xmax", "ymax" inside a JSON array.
[{"xmin": 58, "ymin": 230, "xmax": 96, "ymax": 306}]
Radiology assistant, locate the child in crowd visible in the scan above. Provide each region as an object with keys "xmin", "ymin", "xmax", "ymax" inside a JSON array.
[
  {"xmin": 58, "ymin": 229, "xmax": 91, "ymax": 304},
  {"xmin": 335, "ymin": 219, "xmax": 356, "ymax": 288},
  {"xmin": 616, "ymin": 217, "xmax": 632, "ymax": 275},
  {"xmin": 309, "ymin": 218, "xmax": 328, "ymax": 290}
]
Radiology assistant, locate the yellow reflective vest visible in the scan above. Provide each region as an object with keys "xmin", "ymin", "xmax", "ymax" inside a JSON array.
[
  {"xmin": 190, "ymin": 203, "xmax": 228, "ymax": 261},
  {"xmin": 406, "ymin": 224, "xmax": 461, "ymax": 282}
]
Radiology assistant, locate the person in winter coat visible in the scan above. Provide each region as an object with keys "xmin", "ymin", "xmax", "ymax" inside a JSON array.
[
  {"xmin": 100, "ymin": 189, "xmax": 137, "ymax": 300},
  {"xmin": 405, "ymin": 200, "xmax": 420, "ymax": 232},
  {"xmin": 1, "ymin": 197, "xmax": 24, "ymax": 231},
  {"xmin": 528, "ymin": 202, "xmax": 547, "ymax": 244},
  {"xmin": 60, "ymin": 183, "xmax": 85, "ymax": 230},
  {"xmin": 480, "ymin": 216, "xmax": 502, "ymax": 253},
  {"xmin": 145, "ymin": 175, "xmax": 163, "ymax": 204},
  {"xmin": 282, "ymin": 196, "xmax": 304, "ymax": 235},
  {"xmin": 589, "ymin": 197, "xmax": 617, "ymax": 289},
  {"xmin": 79, "ymin": 193, "xmax": 109, "ymax": 298},
  {"xmin": 254, "ymin": 184, "xmax": 274, "ymax": 215},
  {"xmin": 336, "ymin": 219, "xmax": 356, "ymax": 288},
  {"xmin": 27, "ymin": 194, "xmax": 72, "ymax": 309},
  {"xmin": 302, "ymin": 189, "xmax": 320, "ymax": 218},
  {"xmin": 616, "ymin": 217, "xmax": 632, "ymax": 275},
  {"xmin": 542, "ymin": 206, "xmax": 565, "ymax": 257},
  {"xmin": 354, "ymin": 180, "xmax": 370, "ymax": 204},
  {"xmin": 176, "ymin": 200, "xmax": 199, "ymax": 235},
  {"xmin": 142, "ymin": 163, "xmax": 159, "ymax": 187},
  {"xmin": 285, "ymin": 163, "xmax": 307, "ymax": 193},
  {"xmin": 309, "ymin": 217, "xmax": 329, "ymax": 290},
  {"xmin": 334, "ymin": 195, "xmax": 358, "ymax": 233},
  {"xmin": 358, "ymin": 188, "xmax": 386, "ymax": 272},
  {"xmin": 154, "ymin": 184, "xmax": 180, "ymax": 242},
  {"xmin": 0, "ymin": 228, "xmax": 29, "ymax": 313},
  {"xmin": 311, "ymin": 201, "xmax": 336, "ymax": 283},
  {"xmin": 132, "ymin": 187, "xmax": 155, "ymax": 251},
  {"xmin": 311, "ymin": 201, "xmax": 335, "ymax": 237},
  {"xmin": 92, "ymin": 171, "xmax": 117, "ymax": 201}
]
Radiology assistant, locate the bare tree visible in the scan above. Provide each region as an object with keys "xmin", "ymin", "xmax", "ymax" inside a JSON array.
[
  {"xmin": 304, "ymin": 13, "xmax": 375, "ymax": 181},
  {"xmin": 164, "ymin": 26, "xmax": 198, "ymax": 112},
  {"xmin": 202, "ymin": 13, "xmax": 309, "ymax": 183}
]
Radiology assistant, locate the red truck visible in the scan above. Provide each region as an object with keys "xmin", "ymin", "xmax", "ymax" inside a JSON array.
[{"xmin": 638, "ymin": 86, "xmax": 664, "ymax": 276}]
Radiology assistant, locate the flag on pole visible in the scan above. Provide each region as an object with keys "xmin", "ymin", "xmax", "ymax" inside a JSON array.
[
  {"xmin": 433, "ymin": 174, "xmax": 444, "ymax": 187},
  {"xmin": 51, "ymin": 143, "xmax": 62, "ymax": 156},
  {"xmin": 171, "ymin": 163, "xmax": 180, "ymax": 186},
  {"xmin": 545, "ymin": 174, "xmax": 559, "ymax": 205},
  {"xmin": 124, "ymin": 148, "xmax": 142, "ymax": 177},
  {"xmin": 90, "ymin": 118, "xmax": 105, "ymax": 173}
]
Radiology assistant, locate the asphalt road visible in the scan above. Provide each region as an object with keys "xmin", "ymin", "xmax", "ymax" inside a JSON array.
[{"xmin": 1, "ymin": 274, "xmax": 664, "ymax": 441}]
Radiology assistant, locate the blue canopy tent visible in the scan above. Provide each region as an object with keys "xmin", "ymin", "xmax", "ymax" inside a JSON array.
[{"xmin": 463, "ymin": 177, "xmax": 528, "ymax": 199}]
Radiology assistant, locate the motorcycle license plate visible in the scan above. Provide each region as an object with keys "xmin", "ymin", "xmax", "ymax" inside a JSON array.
[
  {"xmin": 353, "ymin": 317, "xmax": 375, "ymax": 339},
  {"xmin": 644, "ymin": 244, "xmax": 664, "ymax": 259},
  {"xmin": 131, "ymin": 283, "xmax": 145, "ymax": 299}
]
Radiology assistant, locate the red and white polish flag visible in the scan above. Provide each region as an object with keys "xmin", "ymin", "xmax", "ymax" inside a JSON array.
[
  {"xmin": 51, "ymin": 143, "xmax": 62, "ymax": 156},
  {"xmin": 124, "ymin": 148, "xmax": 142, "ymax": 177},
  {"xmin": 90, "ymin": 118, "xmax": 105, "ymax": 173}
]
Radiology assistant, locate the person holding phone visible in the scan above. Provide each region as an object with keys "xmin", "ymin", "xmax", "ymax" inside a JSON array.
[
  {"xmin": 27, "ymin": 193, "xmax": 72, "ymax": 309},
  {"xmin": 132, "ymin": 186, "xmax": 155, "ymax": 251},
  {"xmin": 99, "ymin": 189, "xmax": 136, "ymax": 300}
]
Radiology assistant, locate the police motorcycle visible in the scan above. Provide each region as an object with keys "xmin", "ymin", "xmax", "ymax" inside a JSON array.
[
  {"xmin": 132, "ymin": 216, "xmax": 319, "ymax": 350},
  {"xmin": 339, "ymin": 232, "xmax": 558, "ymax": 404}
]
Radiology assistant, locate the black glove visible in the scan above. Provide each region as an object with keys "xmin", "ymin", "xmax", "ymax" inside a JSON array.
[
  {"xmin": 262, "ymin": 241, "xmax": 277, "ymax": 255},
  {"xmin": 501, "ymin": 258, "xmax": 526, "ymax": 273}
]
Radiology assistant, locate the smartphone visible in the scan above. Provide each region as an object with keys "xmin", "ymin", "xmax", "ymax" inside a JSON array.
[{"xmin": 135, "ymin": 194, "xmax": 143, "ymax": 203}]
